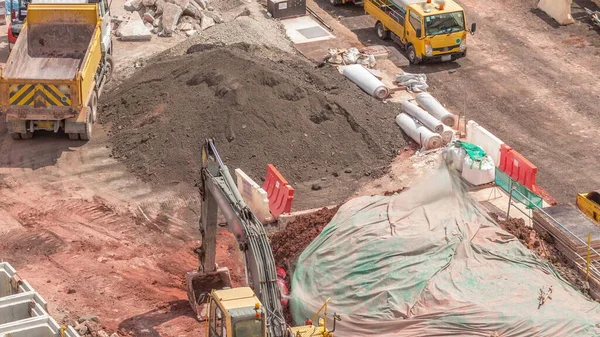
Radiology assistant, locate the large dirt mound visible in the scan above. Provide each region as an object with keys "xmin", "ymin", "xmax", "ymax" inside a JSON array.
[{"xmin": 101, "ymin": 45, "xmax": 404, "ymax": 197}]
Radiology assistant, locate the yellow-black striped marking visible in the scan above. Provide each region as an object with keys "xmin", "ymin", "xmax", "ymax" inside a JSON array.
[{"xmin": 9, "ymin": 84, "xmax": 71, "ymax": 107}]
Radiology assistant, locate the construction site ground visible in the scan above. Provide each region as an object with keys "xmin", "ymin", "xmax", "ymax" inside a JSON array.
[{"xmin": 0, "ymin": 0, "xmax": 599, "ymax": 335}]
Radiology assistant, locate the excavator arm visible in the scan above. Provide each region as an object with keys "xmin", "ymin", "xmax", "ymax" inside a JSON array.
[{"xmin": 187, "ymin": 139, "xmax": 287, "ymax": 337}]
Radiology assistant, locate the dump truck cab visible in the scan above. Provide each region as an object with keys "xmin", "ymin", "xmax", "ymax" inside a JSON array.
[{"xmin": 365, "ymin": 0, "xmax": 475, "ymax": 64}]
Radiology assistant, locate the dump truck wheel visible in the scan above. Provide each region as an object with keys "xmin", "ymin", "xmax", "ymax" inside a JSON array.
[
  {"xmin": 105, "ymin": 55, "xmax": 114, "ymax": 84},
  {"xmin": 79, "ymin": 113, "xmax": 93, "ymax": 141},
  {"xmin": 376, "ymin": 22, "xmax": 390, "ymax": 40},
  {"xmin": 10, "ymin": 133, "xmax": 20, "ymax": 140},
  {"xmin": 68, "ymin": 133, "xmax": 80, "ymax": 140},
  {"xmin": 20, "ymin": 131, "xmax": 33, "ymax": 140},
  {"xmin": 407, "ymin": 45, "xmax": 420, "ymax": 65},
  {"xmin": 91, "ymin": 91, "xmax": 98, "ymax": 123}
]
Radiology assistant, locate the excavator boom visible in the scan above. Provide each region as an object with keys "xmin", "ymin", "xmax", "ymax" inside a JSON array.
[{"xmin": 187, "ymin": 139, "xmax": 286, "ymax": 337}]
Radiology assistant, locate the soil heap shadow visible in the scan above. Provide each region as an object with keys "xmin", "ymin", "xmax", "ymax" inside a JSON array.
[{"xmin": 101, "ymin": 45, "xmax": 404, "ymax": 196}]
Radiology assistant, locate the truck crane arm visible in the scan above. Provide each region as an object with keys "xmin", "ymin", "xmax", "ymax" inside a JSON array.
[{"xmin": 187, "ymin": 139, "xmax": 287, "ymax": 337}]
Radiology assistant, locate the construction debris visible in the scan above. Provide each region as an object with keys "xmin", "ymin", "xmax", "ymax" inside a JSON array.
[
  {"xmin": 325, "ymin": 48, "xmax": 376, "ymax": 68},
  {"xmin": 120, "ymin": 0, "xmax": 221, "ymax": 38},
  {"xmin": 116, "ymin": 14, "xmax": 152, "ymax": 41},
  {"xmin": 396, "ymin": 72, "xmax": 428, "ymax": 92}
]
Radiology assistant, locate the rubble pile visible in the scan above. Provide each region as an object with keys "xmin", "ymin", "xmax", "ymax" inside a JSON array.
[
  {"xmin": 116, "ymin": 0, "xmax": 223, "ymax": 40},
  {"xmin": 73, "ymin": 315, "xmax": 120, "ymax": 337}
]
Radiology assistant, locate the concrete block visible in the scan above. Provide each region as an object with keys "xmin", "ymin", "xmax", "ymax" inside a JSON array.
[
  {"xmin": 235, "ymin": 168, "xmax": 273, "ymax": 224},
  {"xmin": 466, "ymin": 120, "xmax": 504, "ymax": 168},
  {"xmin": 118, "ymin": 15, "xmax": 153, "ymax": 41},
  {"xmin": 0, "ymin": 262, "xmax": 81, "ymax": 337},
  {"xmin": 200, "ymin": 15, "xmax": 215, "ymax": 30},
  {"xmin": 178, "ymin": 22, "xmax": 194, "ymax": 30},
  {"xmin": 185, "ymin": 29, "xmax": 198, "ymax": 36},
  {"xmin": 161, "ymin": 2, "xmax": 183, "ymax": 34},
  {"xmin": 538, "ymin": 0, "xmax": 574, "ymax": 25},
  {"xmin": 124, "ymin": 0, "xmax": 144, "ymax": 11}
]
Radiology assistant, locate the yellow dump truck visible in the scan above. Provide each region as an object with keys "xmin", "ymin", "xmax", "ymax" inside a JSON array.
[
  {"xmin": 365, "ymin": 0, "xmax": 475, "ymax": 64},
  {"xmin": 0, "ymin": 1, "xmax": 113, "ymax": 140},
  {"xmin": 577, "ymin": 191, "xmax": 600, "ymax": 225}
]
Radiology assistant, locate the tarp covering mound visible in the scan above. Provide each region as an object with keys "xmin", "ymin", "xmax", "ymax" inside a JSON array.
[{"xmin": 290, "ymin": 163, "xmax": 600, "ymax": 336}]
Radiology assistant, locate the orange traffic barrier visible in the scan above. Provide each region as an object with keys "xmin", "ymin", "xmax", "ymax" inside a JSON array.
[
  {"xmin": 263, "ymin": 164, "xmax": 294, "ymax": 220},
  {"xmin": 499, "ymin": 144, "xmax": 538, "ymax": 192}
]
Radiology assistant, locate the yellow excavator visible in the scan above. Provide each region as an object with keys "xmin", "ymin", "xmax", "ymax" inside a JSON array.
[{"xmin": 186, "ymin": 139, "xmax": 340, "ymax": 337}]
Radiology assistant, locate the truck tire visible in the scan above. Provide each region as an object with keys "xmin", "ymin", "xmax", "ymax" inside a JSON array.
[
  {"xmin": 407, "ymin": 45, "xmax": 420, "ymax": 65},
  {"xmin": 91, "ymin": 91, "xmax": 98, "ymax": 123},
  {"xmin": 376, "ymin": 21, "xmax": 390, "ymax": 40},
  {"xmin": 20, "ymin": 131, "xmax": 33, "ymax": 140},
  {"xmin": 10, "ymin": 133, "xmax": 20, "ymax": 140},
  {"xmin": 79, "ymin": 111, "xmax": 93, "ymax": 141},
  {"xmin": 105, "ymin": 54, "xmax": 114, "ymax": 84}
]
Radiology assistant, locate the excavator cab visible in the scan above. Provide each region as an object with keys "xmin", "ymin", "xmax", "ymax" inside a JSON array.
[{"xmin": 207, "ymin": 287, "xmax": 266, "ymax": 337}]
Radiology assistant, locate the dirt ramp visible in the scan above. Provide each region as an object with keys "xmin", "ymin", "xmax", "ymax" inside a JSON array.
[{"xmin": 101, "ymin": 45, "xmax": 404, "ymax": 203}]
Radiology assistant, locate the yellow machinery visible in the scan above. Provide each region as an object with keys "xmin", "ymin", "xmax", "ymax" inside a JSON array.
[
  {"xmin": 577, "ymin": 191, "xmax": 600, "ymax": 225},
  {"xmin": 364, "ymin": 0, "xmax": 475, "ymax": 64},
  {"xmin": 188, "ymin": 139, "xmax": 340, "ymax": 337},
  {"xmin": 0, "ymin": 1, "xmax": 113, "ymax": 140},
  {"xmin": 208, "ymin": 288, "xmax": 338, "ymax": 337}
]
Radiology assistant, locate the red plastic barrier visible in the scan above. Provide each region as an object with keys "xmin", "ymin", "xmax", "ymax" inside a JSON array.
[
  {"xmin": 499, "ymin": 144, "xmax": 538, "ymax": 192},
  {"xmin": 263, "ymin": 164, "xmax": 294, "ymax": 220}
]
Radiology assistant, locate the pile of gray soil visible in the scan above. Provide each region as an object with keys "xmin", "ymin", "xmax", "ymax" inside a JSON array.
[{"xmin": 100, "ymin": 44, "xmax": 404, "ymax": 202}]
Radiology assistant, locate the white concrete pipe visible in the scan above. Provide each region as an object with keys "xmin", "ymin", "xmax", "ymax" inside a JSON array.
[
  {"xmin": 342, "ymin": 64, "xmax": 389, "ymax": 100},
  {"xmin": 396, "ymin": 113, "xmax": 443, "ymax": 150},
  {"xmin": 441, "ymin": 125, "xmax": 454, "ymax": 144},
  {"xmin": 415, "ymin": 92, "xmax": 457, "ymax": 127},
  {"xmin": 401, "ymin": 100, "xmax": 444, "ymax": 133}
]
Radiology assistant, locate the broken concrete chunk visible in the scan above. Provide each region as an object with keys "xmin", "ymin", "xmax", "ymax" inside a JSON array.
[
  {"xmin": 153, "ymin": 15, "xmax": 162, "ymax": 27},
  {"xmin": 165, "ymin": 0, "xmax": 190, "ymax": 10},
  {"xmin": 200, "ymin": 16, "xmax": 215, "ymax": 30},
  {"xmin": 155, "ymin": 0, "xmax": 166, "ymax": 13},
  {"xmin": 143, "ymin": 9, "xmax": 155, "ymax": 23},
  {"xmin": 202, "ymin": 10, "xmax": 222, "ymax": 23},
  {"xmin": 118, "ymin": 15, "xmax": 152, "ymax": 41},
  {"xmin": 78, "ymin": 315, "xmax": 99, "ymax": 323},
  {"xmin": 192, "ymin": 0, "xmax": 208, "ymax": 9},
  {"xmin": 124, "ymin": 0, "xmax": 144, "ymax": 11},
  {"xmin": 177, "ymin": 22, "xmax": 193, "ymax": 31},
  {"xmin": 185, "ymin": 29, "xmax": 197, "ymax": 37},
  {"xmin": 183, "ymin": 1, "xmax": 202, "ymax": 17},
  {"xmin": 161, "ymin": 2, "xmax": 183, "ymax": 35},
  {"xmin": 142, "ymin": 0, "xmax": 156, "ymax": 6}
]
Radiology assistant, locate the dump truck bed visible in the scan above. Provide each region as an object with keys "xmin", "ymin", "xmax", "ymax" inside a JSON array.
[
  {"xmin": 3, "ymin": 23, "xmax": 95, "ymax": 80},
  {"xmin": 4, "ymin": 19, "xmax": 96, "ymax": 81}
]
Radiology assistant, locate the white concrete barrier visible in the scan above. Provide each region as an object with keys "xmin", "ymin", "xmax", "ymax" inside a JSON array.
[
  {"xmin": 235, "ymin": 169, "xmax": 274, "ymax": 224},
  {"xmin": 538, "ymin": 0, "xmax": 574, "ymax": 25},
  {"xmin": 0, "ymin": 262, "xmax": 80, "ymax": 337},
  {"xmin": 466, "ymin": 120, "xmax": 504, "ymax": 167}
]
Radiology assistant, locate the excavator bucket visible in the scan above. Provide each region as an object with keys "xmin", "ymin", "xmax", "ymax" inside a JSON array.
[{"xmin": 186, "ymin": 267, "xmax": 232, "ymax": 320}]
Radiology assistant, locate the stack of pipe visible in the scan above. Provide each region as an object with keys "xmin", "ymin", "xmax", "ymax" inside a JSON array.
[
  {"xmin": 398, "ymin": 99, "xmax": 457, "ymax": 149},
  {"xmin": 395, "ymin": 113, "xmax": 443, "ymax": 150},
  {"xmin": 415, "ymin": 92, "xmax": 457, "ymax": 127}
]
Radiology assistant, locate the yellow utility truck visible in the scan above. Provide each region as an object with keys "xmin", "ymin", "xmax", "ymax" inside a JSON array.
[
  {"xmin": 0, "ymin": 0, "xmax": 113, "ymax": 140},
  {"xmin": 365, "ymin": 0, "xmax": 475, "ymax": 64},
  {"xmin": 577, "ymin": 191, "xmax": 600, "ymax": 225}
]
